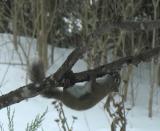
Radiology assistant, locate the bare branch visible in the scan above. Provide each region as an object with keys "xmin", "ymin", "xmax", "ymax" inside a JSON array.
[
  {"xmin": 0, "ymin": 47, "xmax": 86, "ymax": 109},
  {"xmin": 91, "ymin": 20, "xmax": 160, "ymax": 41},
  {"xmin": 53, "ymin": 47, "xmax": 86, "ymax": 81},
  {"xmin": 74, "ymin": 46, "xmax": 160, "ymax": 82},
  {"xmin": 58, "ymin": 20, "xmax": 160, "ymax": 47},
  {"xmin": 109, "ymin": 20, "xmax": 160, "ymax": 31},
  {"xmin": 0, "ymin": 46, "xmax": 160, "ymax": 110}
]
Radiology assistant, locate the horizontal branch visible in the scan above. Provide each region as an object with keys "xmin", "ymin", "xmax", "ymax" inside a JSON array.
[
  {"xmin": 74, "ymin": 46, "xmax": 160, "ymax": 82},
  {"xmin": 0, "ymin": 46, "xmax": 160, "ymax": 110},
  {"xmin": 0, "ymin": 47, "xmax": 86, "ymax": 109},
  {"xmin": 89, "ymin": 20, "xmax": 160, "ymax": 42},
  {"xmin": 64, "ymin": 20, "xmax": 160, "ymax": 49},
  {"xmin": 2, "ymin": 20, "xmax": 160, "ymax": 49},
  {"xmin": 109, "ymin": 20, "xmax": 160, "ymax": 31}
]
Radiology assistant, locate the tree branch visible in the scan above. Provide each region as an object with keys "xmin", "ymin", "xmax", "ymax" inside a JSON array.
[
  {"xmin": 75, "ymin": 46, "xmax": 160, "ymax": 82},
  {"xmin": 59, "ymin": 20, "xmax": 160, "ymax": 47},
  {"xmin": 107, "ymin": 20, "xmax": 160, "ymax": 31},
  {"xmin": 0, "ymin": 46, "xmax": 160, "ymax": 110},
  {"xmin": 0, "ymin": 47, "xmax": 86, "ymax": 109}
]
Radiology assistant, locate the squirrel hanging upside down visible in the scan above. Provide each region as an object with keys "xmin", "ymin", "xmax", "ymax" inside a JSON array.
[{"xmin": 28, "ymin": 59, "xmax": 120, "ymax": 110}]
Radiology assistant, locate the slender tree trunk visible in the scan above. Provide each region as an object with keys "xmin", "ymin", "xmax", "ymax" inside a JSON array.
[
  {"xmin": 123, "ymin": 65, "xmax": 133, "ymax": 101},
  {"xmin": 148, "ymin": 0, "xmax": 159, "ymax": 117},
  {"xmin": 37, "ymin": 0, "xmax": 48, "ymax": 69}
]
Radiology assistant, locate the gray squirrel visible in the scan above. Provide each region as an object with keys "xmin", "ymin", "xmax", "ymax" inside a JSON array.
[{"xmin": 28, "ymin": 59, "xmax": 119, "ymax": 110}]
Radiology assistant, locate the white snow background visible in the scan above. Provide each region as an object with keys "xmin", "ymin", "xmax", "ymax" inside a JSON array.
[{"xmin": 0, "ymin": 33, "xmax": 160, "ymax": 131}]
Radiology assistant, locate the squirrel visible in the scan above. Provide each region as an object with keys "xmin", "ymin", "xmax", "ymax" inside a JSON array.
[{"xmin": 28, "ymin": 59, "xmax": 120, "ymax": 110}]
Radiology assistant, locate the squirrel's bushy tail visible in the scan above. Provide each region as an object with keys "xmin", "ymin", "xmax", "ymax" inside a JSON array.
[{"xmin": 28, "ymin": 59, "xmax": 45, "ymax": 83}]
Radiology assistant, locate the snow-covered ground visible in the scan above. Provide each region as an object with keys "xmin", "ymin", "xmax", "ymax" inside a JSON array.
[{"xmin": 0, "ymin": 33, "xmax": 160, "ymax": 131}]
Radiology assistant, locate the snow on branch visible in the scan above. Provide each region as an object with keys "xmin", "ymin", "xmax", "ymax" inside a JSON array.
[{"xmin": 0, "ymin": 46, "xmax": 160, "ymax": 110}]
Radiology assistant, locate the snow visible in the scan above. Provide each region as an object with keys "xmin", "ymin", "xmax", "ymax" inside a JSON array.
[{"xmin": 0, "ymin": 33, "xmax": 160, "ymax": 131}]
